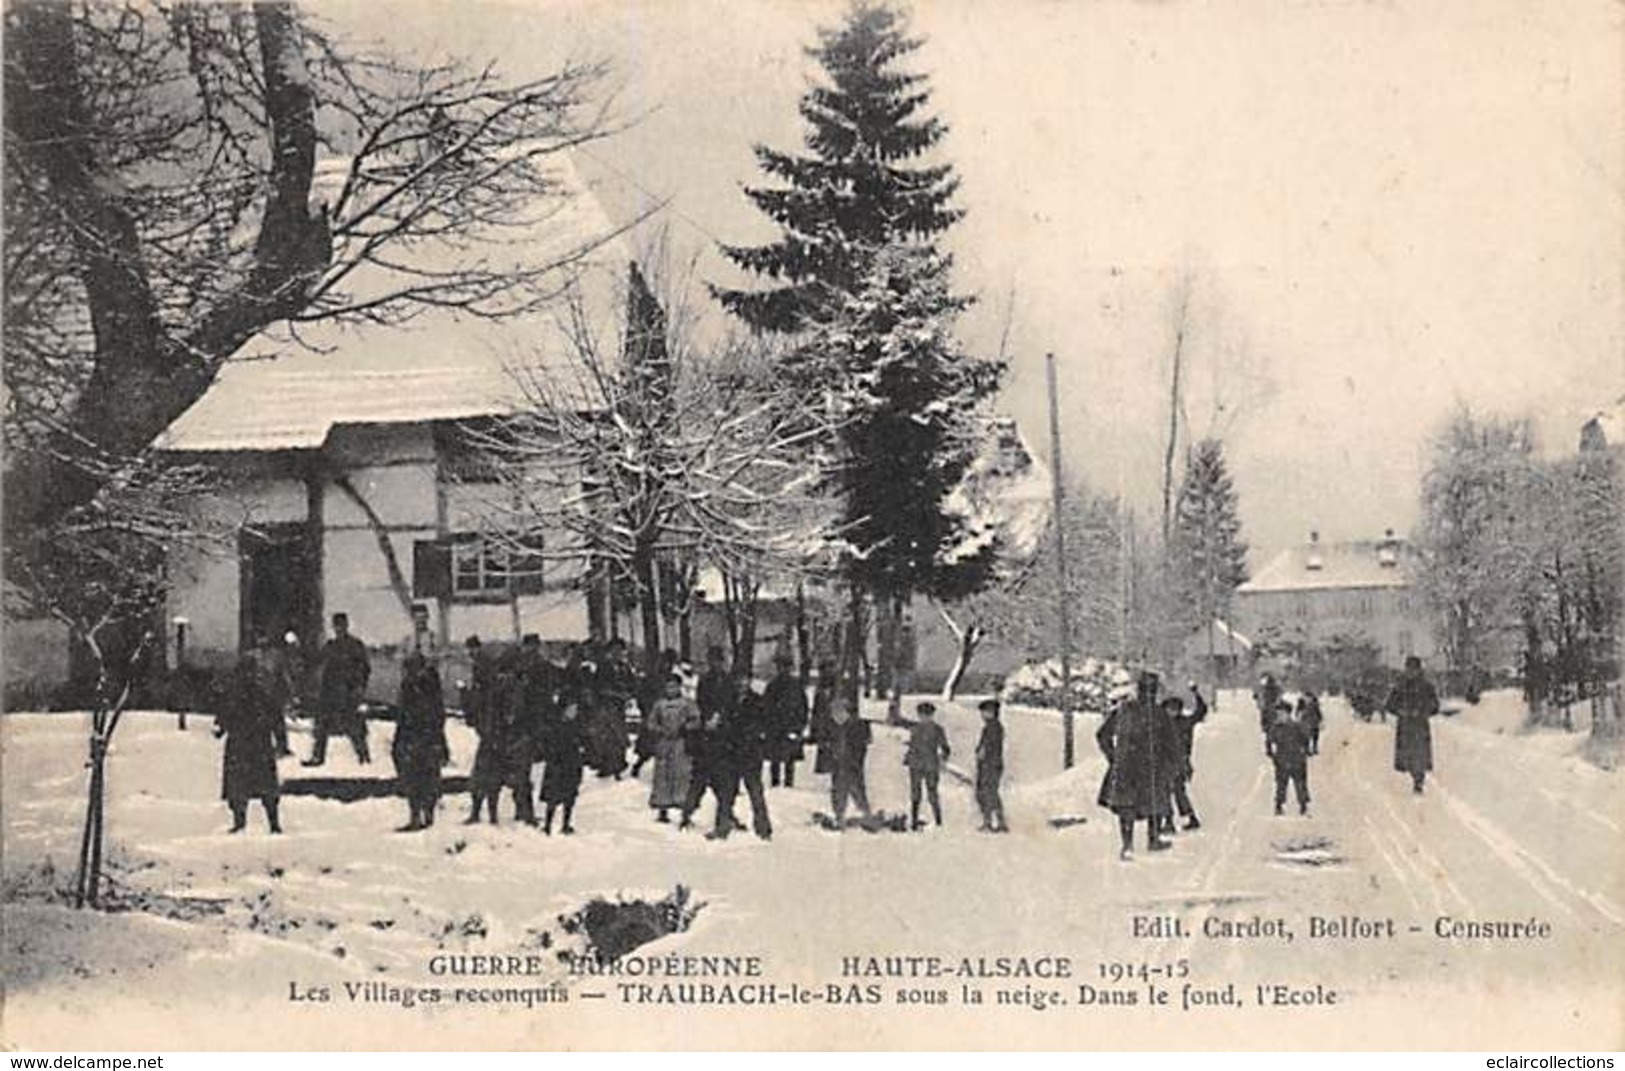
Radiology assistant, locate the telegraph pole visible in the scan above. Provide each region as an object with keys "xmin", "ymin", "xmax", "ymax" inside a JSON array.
[{"xmin": 1046, "ymin": 353, "xmax": 1076, "ymax": 769}]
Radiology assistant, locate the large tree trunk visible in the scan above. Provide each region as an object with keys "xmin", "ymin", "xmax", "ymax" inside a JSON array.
[
  {"xmin": 795, "ymin": 582, "xmax": 812, "ymax": 692},
  {"xmin": 4, "ymin": 2, "xmax": 328, "ymax": 541},
  {"xmin": 935, "ymin": 601, "xmax": 983, "ymax": 702},
  {"xmin": 632, "ymin": 541, "xmax": 663, "ymax": 681},
  {"xmin": 840, "ymin": 583, "xmax": 867, "ymax": 717}
]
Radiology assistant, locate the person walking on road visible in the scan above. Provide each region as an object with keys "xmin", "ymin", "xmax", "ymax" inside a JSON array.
[
  {"xmin": 1266, "ymin": 700, "xmax": 1312, "ymax": 816},
  {"xmin": 904, "ymin": 701, "xmax": 951, "ymax": 830},
  {"xmin": 974, "ymin": 699, "xmax": 1008, "ymax": 834},
  {"xmin": 1386, "ymin": 655, "xmax": 1440, "ymax": 794}
]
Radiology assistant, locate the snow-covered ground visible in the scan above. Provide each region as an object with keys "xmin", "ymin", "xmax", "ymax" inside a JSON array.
[{"xmin": 2, "ymin": 691, "xmax": 1621, "ymax": 1050}]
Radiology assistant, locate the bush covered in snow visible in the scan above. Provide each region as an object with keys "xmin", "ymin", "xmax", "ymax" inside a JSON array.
[{"xmin": 1000, "ymin": 657, "xmax": 1134, "ymax": 713}]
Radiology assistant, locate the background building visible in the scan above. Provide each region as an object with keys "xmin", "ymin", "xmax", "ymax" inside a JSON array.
[{"xmin": 1234, "ymin": 529, "xmax": 1439, "ymax": 669}]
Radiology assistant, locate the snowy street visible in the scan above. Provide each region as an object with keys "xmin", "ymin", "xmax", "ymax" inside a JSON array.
[{"xmin": 2, "ymin": 690, "xmax": 1619, "ymax": 1049}]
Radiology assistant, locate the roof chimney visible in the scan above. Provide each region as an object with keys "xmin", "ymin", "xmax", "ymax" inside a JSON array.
[{"xmin": 1378, "ymin": 527, "xmax": 1399, "ymax": 567}]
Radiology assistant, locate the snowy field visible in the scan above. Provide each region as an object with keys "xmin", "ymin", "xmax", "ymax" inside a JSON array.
[{"xmin": 2, "ymin": 690, "xmax": 1621, "ymax": 1050}]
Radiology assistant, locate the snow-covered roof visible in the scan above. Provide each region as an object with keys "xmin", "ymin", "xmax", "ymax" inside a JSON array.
[
  {"xmin": 155, "ymin": 364, "xmax": 530, "ymax": 452},
  {"xmin": 1238, "ymin": 537, "xmax": 1417, "ymax": 594},
  {"xmin": 155, "ymin": 151, "xmax": 633, "ymax": 454},
  {"xmin": 940, "ymin": 416, "xmax": 1052, "ymax": 568}
]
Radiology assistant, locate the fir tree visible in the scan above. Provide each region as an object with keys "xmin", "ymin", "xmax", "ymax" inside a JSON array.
[
  {"xmin": 1169, "ymin": 437, "xmax": 1250, "ymax": 641},
  {"xmin": 798, "ymin": 242, "xmax": 1003, "ymax": 709},
  {"xmin": 714, "ymin": 1, "xmax": 962, "ymax": 331}
]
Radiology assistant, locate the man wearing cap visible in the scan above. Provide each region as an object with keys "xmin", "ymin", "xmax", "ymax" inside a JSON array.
[
  {"xmin": 304, "ymin": 612, "xmax": 371, "ymax": 767},
  {"xmin": 974, "ymin": 699, "xmax": 1008, "ymax": 833},
  {"xmin": 904, "ymin": 701, "xmax": 951, "ymax": 829}
]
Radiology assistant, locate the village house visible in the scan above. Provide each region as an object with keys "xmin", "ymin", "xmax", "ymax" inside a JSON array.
[
  {"xmin": 1232, "ymin": 529, "xmax": 1439, "ymax": 669},
  {"xmin": 151, "ymin": 154, "xmax": 636, "ymax": 697}
]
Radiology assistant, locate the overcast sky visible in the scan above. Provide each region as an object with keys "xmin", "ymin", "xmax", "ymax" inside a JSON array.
[{"xmin": 319, "ymin": 0, "xmax": 1624, "ymax": 561}]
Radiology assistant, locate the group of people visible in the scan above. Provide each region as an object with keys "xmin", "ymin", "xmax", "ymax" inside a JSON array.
[
  {"xmin": 215, "ymin": 610, "xmax": 1446, "ymax": 849},
  {"xmin": 213, "ymin": 611, "xmax": 1014, "ymax": 840},
  {"xmin": 1094, "ymin": 672, "xmax": 1208, "ymax": 860}
]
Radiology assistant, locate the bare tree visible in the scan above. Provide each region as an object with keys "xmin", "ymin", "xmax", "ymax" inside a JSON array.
[
  {"xmin": 4, "ymin": 1, "xmax": 627, "ymax": 544},
  {"xmin": 457, "ymin": 269, "xmax": 840, "ymax": 679},
  {"xmin": 3, "ymin": 447, "xmax": 229, "ymax": 908}
]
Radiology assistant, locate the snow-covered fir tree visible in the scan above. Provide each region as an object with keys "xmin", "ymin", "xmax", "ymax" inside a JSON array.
[
  {"xmin": 1168, "ymin": 437, "xmax": 1249, "ymax": 641},
  {"xmin": 713, "ymin": 0, "xmax": 962, "ymax": 331}
]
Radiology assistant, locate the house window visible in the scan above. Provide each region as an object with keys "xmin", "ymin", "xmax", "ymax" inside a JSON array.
[
  {"xmin": 453, "ymin": 540, "xmax": 512, "ymax": 596},
  {"xmin": 414, "ymin": 533, "xmax": 544, "ymax": 602}
]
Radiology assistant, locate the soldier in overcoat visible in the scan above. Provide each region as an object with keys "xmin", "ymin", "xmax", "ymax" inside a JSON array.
[
  {"xmin": 216, "ymin": 654, "xmax": 284, "ymax": 834},
  {"xmin": 1385, "ymin": 656, "xmax": 1440, "ymax": 794},
  {"xmin": 1097, "ymin": 671, "xmax": 1176, "ymax": 859},
  {"xmin": 763, "ymin": 653, "xmax": 809, "ymax": 788},
  {"xmin": 304, "ymin": 612, "xmax": 372, "ymax": 767},
  {"xmin": 393, "ymin": 652, "xmax": 449, "ymax": 831}
]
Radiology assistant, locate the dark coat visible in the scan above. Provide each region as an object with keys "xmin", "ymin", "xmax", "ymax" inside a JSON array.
[
  {"xmin": 318, "ymin": 634, "xmax": 370, "ymax": 711},
  {"xmin": 696, "ymin": 668, "xmax": 734, "ymax": 719},
  {"xmin": 393, "ymin": 663, "xmax": 449, "ymax": 793},
  {"xmin": 721, "ymin": 690, "xmax": 773, "ymax": 773},
  {"xmin": 975, "ymin": 718, "xmax": 1004, "ymax": 792},
  {"xmin": 586, "ymin": 658, "xmax": 634, "ymax": 775},
  {"xmin": 1166, "ymin": 692, "xmax": 1208, "ymax": 780},
  {"xmin": 540, "ymin": 717, "xmax": 585, "ymax": 804},
  {"xmin": 1266, "ymin": 714, "xmax": 1311, "ymax": 772},
  {"xmin": 905, "ymin": 720, "xmax": 951, "ymax": 773},
  {"xmin": 1254, "ymin": 679, "xmax": 1282, "ymax": 734},
  {"xmin": 1096, "ymin": 698, "xmax": 1175, "ymax": 818},
  {"xmin": 811, "ymin": 677, "xmax": 837, "ymax": 774},
  {"xmin": 763, "ymin": 673, "xmax": 810, "ymax": 762},
  {"xmin": 1386, "ymin": 671, "xmax": 1439, "ymax": 774},
  {"xmin": 217, "ymin": 664, "xmax": 281, "ymax": 802},
  {"xmin": 467, "ymin": 651, "xmax": 503, "ymax": 788}
]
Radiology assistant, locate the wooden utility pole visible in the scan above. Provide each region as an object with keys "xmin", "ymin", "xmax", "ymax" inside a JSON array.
[{"xmin": 1047, "ymin": 353, "xmax": 1076, "ymax": 769}]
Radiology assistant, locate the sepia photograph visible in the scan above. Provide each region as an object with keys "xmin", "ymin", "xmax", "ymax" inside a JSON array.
[{"xmin": 1, "ymin": 0, "xmax": 1621, "ymax": 1053}]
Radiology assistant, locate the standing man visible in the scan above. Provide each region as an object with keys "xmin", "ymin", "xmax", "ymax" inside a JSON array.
[
  {"xmin": 903, "ymin": 701, "xmax": 951, "ymax": 830},
  {"xmin": 463, "ymin": 635, "xmax": 503, "ymax": 825},
  {"xmin": 1254, "ymin": 673, "xmax": 1282, "ymax": 741},
  {"xmin": 393, "ymin": 652, "xmax": 449, "ymax": 831},
  {"xmin": 215, "ymin": 654, "xmax": 284, "ymax": 834},
  {"xmin": 764, "ymin": 652, "xmax": 809, "ymax": 788},
  {"xmin": 716, "ymin": 676, "xmax": 773, "ymax": 841},
  {"xmin": 1096, "ymin": 672, "xmax": 1175, "ymax": 859},
  {"xmin": 589, "ymin": 638, "xmax": 635, "ymax": 779},
  {"xmin": 1386, "ymin": 655, "xmax": 1440, "ymax": 794},
  {"xmin": 828, "ymin": 700, "xmax": 873, "ymax": 829},
  {"xmin": 974, "ymin": 698, "xmax": 1008, "ymax": 833},
  {"xmin": 304, "ymin": 612, "xmax": 371, "ymax": 767},
  {"xmin": 1266, "ymin": 700, "xmax": 1312, "ymax": 816}
]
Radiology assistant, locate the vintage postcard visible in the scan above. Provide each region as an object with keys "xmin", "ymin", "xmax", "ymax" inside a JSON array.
[{"xmin": 2, "ymin": 0, "xmax": 1621, "ymax": 1052}]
